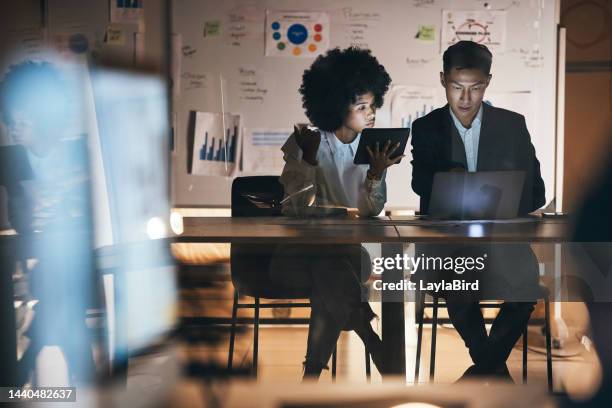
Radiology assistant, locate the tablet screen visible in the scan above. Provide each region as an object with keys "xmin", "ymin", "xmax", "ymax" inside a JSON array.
[{"xmin": 353, "ymin": 128, "xmax": 410, "ymax": 165}]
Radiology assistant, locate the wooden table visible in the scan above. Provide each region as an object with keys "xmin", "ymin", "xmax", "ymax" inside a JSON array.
[
  {"xmin": 176, "ymin": 216, "xmax": 570, "ymax": 244},
  {"xmin": 175, "ymin": 215, "xmax": 572, "ymax": 378},
  {"xmin": 176, "ymin": 216, "xmax": 404, "ymax": 244},
  {"xmin": 389, "ymin": 215, "xmax": 571, "ymax": 243}
]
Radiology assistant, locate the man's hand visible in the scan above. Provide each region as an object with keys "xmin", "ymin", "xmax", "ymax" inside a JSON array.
[
  {"xmin": 294, "ymin": 125, "xmax": 321, "ymax": 166},
  {"xmin": 366, "ymin": 140, "xmax": 404, "ymax": 180}
]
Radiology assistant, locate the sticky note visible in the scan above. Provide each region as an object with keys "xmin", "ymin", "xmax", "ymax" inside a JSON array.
[
  {"xmin": 416, "ymin": 25, "xmax": 435, "ymax": 41},
  {"xmin": 203, "ymin": 20, "xmax": 221, "ymax": 38},
  {"xmin": 106, "ymin": 26, "xmax": 125, "ymax": 45}
]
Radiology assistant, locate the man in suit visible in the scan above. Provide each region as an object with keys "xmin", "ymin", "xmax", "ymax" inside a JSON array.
[{"xmin": 410, "ymin": 41, "xmax": 546, "ymax": 380}]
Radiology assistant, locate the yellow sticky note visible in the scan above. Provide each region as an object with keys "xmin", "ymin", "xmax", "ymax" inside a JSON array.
[
  {"xmin": 416, "ymin": 25, "xmax": 435, "ymax": 41},
  {"xmin": 106, "ymin": 26, "xmax": 125, "ymax": 45},
  {"xmin": 203, "ymin": 20, "xmax": 221, "ymax": 38}
]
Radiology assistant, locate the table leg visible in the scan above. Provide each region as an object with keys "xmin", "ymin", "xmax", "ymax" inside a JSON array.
[
  {"xmin": 552, "ymin": 243, "xmax": 568, "ymax": 345},
  {"xmin": 381, "ymin": 242, "xmax": 405, "ymax": 379}
]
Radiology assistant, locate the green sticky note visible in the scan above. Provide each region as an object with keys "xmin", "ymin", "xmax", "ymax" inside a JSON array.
[
  {"xmin": 203, "ymin": 20, "xmax": 221, "ymax": 38},
  {"xmin": 416, "ymin": 25, "xmax": 435, "ymax": 41}
]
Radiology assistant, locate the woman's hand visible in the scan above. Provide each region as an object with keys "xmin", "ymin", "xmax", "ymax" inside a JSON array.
[
  {"xmin": 366, "ymin": 140, "xmax": 404, "ymax": 180},
  {"xmin": 294, "ymin": 125, "xmax": 321, "ymax": 166}
]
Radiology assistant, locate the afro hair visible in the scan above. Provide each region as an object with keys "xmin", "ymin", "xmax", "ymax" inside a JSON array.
[{"xmin": 299, "ymin": 47, "xmax": 391, "ymax": 132}]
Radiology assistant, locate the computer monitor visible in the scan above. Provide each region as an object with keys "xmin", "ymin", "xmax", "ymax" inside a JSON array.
[{"xmin": 87, "ymin": 64, "xmax": 177, "ymax": 363}]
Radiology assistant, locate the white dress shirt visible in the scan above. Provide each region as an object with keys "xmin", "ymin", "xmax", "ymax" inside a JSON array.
[
  {"xmin": 279, "ymin": 129, "xmax": 386, "ymax": 216},
  {"xmin": 449, "ymin": 104, "xmax": 483, "ymax": 172}
]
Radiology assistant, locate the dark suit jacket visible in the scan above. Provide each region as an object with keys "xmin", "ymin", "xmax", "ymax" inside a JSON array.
[
  {"xmin": 410, "ymin": 103, "xmax": 545, "ymax": 300},
  {"xmin": 411, "ymin": 103, "xmax": 546, "ymax": 215}
]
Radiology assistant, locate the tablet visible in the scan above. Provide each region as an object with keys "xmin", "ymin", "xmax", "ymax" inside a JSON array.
[{"xmin": 353, "ymin": 128, "xmax": 410, "ymax": 165}]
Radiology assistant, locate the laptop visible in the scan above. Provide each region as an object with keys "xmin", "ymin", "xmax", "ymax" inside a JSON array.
[{"xmin": 428, "ymin": 171, "xmax": 526, "ymax": 220}]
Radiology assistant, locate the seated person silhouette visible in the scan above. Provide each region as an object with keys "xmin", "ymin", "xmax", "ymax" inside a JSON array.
[
  {"xmin": 271, "ymin": 47, "xmax": 402, "ymax": 379},
  {"xmin": 410, "ymin": 41, "xmax": 545, "ymax": 381}
]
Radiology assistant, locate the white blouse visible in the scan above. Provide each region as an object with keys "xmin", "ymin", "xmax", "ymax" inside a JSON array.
[{"xmin": 279, "ymin": 129, "xmax": 386, "ymax": 216}]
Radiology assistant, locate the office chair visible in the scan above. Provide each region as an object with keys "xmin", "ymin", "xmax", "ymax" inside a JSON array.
[
  {"xmin": 228, "ymin": 176, "xmax": 371, "ymax": 380},
  {"xmin": 414, "ymin": 285, "xmax": 553, "ymax": 391}
]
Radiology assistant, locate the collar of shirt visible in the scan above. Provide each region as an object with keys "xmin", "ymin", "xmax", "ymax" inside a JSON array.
[
  {"xmin": 321, "ymin": 130, "xmax": 360, "ymax": 158},
  {"xmin": 449, "ymin": 104, "xmax": 483, "ymax": 172},
  {"xmin": 449, "ymin": 103, "xmax": 483, "ymax": 134}
]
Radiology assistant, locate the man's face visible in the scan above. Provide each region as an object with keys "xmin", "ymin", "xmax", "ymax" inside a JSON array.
[
  {"xmin": 441, "ymin": 68, "xmax": 491, "ymax": 128},
  {"xmin": 343, "ymin": 92, "xmax": 376, "ymax": 134}
]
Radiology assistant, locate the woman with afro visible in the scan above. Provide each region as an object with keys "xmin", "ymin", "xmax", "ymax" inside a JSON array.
[{"xmin": 271, "ymin": 47, "xmax": 401, "ymax": 379}]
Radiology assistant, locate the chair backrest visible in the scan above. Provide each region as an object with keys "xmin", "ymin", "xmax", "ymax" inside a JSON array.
[
  {"xmin": 230, "ymin": 176, "xmax": 308, "ymax": 298},
  {"xmin": 231, "ymin": 176, "xmax": 284, "ymax": 217}
]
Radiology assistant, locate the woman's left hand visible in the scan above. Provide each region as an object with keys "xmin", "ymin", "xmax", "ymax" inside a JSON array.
[{"xmin": 366, "ymin": 140, "xmax": 404, "ymax": 180}]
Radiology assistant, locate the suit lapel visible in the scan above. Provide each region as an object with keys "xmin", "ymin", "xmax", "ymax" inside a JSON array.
[
  {"xmin": 476, "ymin": 103, "xmax": 493, "ymax": 171},
  {"xmin": 441, "ymin": 104, "xmax": 468, "ymax": 168}
]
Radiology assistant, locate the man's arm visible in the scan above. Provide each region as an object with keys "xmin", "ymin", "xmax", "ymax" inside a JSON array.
[
  {"xmin": 411, "ymin": 119, "xmax": 464, "ymax": 212},
  {"xmin": 410, "ymin": 120, "xmax": 437, "ymax": 200},
  {"xmin": 518, "ymin": 116, "xmax": 546, "ymax": 213}
]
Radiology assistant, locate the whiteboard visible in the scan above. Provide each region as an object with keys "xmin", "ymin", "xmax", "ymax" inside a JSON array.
[{"xmin": 172, "ymin": 0, "xmax": 559, "ymax": 209}]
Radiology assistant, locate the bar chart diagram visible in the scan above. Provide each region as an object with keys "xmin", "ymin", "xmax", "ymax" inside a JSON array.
[
  {"xmin": 191, "ymin": 112, "xmax": 241, "ymax": 176},
  {"xmin": 399, "ymin": 103, "xmax": 435, "ymax": 128},
  {"xmin": 199, "ymin": 127, "xmax": 238, "ymax": 163},
  {"xmin": 389, "ymin": 85, "xmax": 444, "ymax": 129}
]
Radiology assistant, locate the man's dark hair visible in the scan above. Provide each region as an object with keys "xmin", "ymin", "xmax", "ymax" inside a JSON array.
[
  {"xmin": 300, "ymin": 47, "xmax": 391, "ymax": 131},
  {"xmin": 443, "ymin": 41, "xmax": 493, "ymax": 76}
]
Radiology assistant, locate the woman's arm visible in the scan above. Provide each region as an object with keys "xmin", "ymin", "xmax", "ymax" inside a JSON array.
[
  {"xmin": 279, "ymin": 129, "xmax": 319, "ymax": 216},
  {"xmin": 358, "ymin": 171, "xmax": 387, "ymax": 216}
]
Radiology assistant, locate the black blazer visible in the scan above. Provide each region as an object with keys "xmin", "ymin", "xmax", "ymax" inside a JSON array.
[{"xmin": 411, "ymin": 103, "xmax": 546, "ymax": 215}]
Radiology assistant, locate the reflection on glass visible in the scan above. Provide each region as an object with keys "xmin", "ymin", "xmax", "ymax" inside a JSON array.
[
  {"xmin": 0, "ymin": 53, "xmax": 96, "ymax": 386},
  {"xmin": 169, "ymin": 211, "xmax": 184, "ymax": 235},
  {"xmin": 89, "ymin": 66, "xmax": 176, "ymax": 356},
  {"xmin": 467, "ymin": 223, "xmax": 484, "ymax": 237}
]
